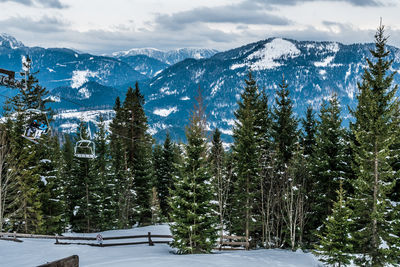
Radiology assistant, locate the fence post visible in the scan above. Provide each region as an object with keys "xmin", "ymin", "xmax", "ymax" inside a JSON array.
[
  {"xmin": 13, "ymin": 231, "xmax": 16, "ymax": 241},
  {"xmin": 148, "ymin": 232, "xmax": 154, "ymax": 246},
  {"xmin": 55, "ymin": 234, "xmax": 59, "ymax": 244}
]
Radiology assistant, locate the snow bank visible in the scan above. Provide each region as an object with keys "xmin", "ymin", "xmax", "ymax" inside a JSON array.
[{"xmin": 0, "ymin": 225, "xmax": 322, "ymax": 267}]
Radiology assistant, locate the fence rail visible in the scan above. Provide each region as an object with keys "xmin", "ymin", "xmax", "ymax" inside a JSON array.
[
  {"xmin": 219, "ymin": 235, "xmax": 249, "ymax": 250},
  {"xmin": 0, "ymin": 231, "xmax": 172, "ymax": 247},
  {"xmin": 1, "ymin": 231, "xmax": 249, "ymax": 250}
]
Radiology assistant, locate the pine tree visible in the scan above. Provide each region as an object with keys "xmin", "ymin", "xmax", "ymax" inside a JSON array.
[
  {"xmin": 232, "ymin": 72, "xmax": 261, "ymax": 245},
  {"xmin": 270, "ymin": 76, "xmax": 298, "ymax": 247},
  {"xmin": 7, "ymin": 113, "xmax": 44, "ymax": 233},
  {"xmin": 309, "ymin": 94, "xmax": 350, "ymax": 243},
  {"xmin": 109, "ymin": 97, "xmax": 129, "ymax": 227},
  {"xmin": 315, "ymin": 182, "xmax": 354, "ymax": 267},
  {"xmin": 39, "ymin": 136, "xmax": 65, "ymax": 234},
  {"xmin": 272, "ymin": 76, "xmax": 298, "ymax": 167},
  {"xmin": 122, "ymin": 83, "xmax": 153, "ymax": 225},
  {"xmin": 60, "ymin": 134, "xmax": 76, "ymax": 231},
  {"xmin": 255, "ymin": 90, "xmax": 273, "ymax": 247},
  {"xmin": 154, "ymin": 133, "xmax": 176, "ymax": 220},
  {"xmin": 351, "ymin": 23, "xmax": 400, "ymax": 265},
  {"xmin": 209, "ymin": 128, "xmax": 229, "ymax": 246},
  {"xmin": 93, "ymin": 116, "xmax": 115, "ymax": 230},
  {"xmin": 299, "ymin": 105, "xmax": 317, "ymax": 246},
  {"xmin": 70, "ymin": 122, "xmax": 100, "ymax": 232},
  {"xmin": 301, "ymin": 105, "xmax": 317, "ymax": 157},
  {"xmin": 169, "ymin": 90, "xmax": 217, "ymax": 254}
]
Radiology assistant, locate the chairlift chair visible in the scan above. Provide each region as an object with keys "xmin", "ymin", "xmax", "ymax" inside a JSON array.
[
  {"xmin": 22, "ymin": 108, "xmax": 50, "ymax": 143},
  {"xmin": 74, "ymin": 139, "xmax": 96, "ymax": 159}
]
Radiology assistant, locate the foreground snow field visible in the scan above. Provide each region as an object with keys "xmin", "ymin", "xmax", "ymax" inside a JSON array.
[{"xmin": 0, "ymin": 225, "xmax": 322, "ymax": 267}]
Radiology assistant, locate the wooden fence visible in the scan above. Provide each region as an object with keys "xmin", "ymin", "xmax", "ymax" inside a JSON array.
[
  {"xmin": 1, "ymin": 231, "xmax": 249, "ymax": 250},
  {"xmin": 0, "ymin": 231, "xmax": 172, "ymax": 247},
  {"xmin": 218, "ymin": 235, "xmax": 249, "ymax": 250}
]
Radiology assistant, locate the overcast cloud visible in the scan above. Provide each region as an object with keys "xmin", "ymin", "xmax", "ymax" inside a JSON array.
[
  {"xmin": 0, "ymin": 0, "xmax": 67, "ymax": 8},
  {"xmin": 0, "ymin": 0, "xmax": 398, "ymax": 54}
]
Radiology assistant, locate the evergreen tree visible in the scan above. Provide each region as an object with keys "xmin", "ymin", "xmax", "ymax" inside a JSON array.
[
  {"xmin": 315, "ymin": 182, "xmax": 354, "ymax": 267},
  {"xmin": 60, "ymin": 134, "xmax": 76, "ymax": 231},
  {"xmin": 309, "ymin": 94, "xmax": 350, "ymax": 242},
  {"xmin": 232, "ymin": 72, "xmax": 261, "ymax": 244},
  {"xmin": 70, "ymin": 122, "xmax": 100, "ymax": 232},
  {"xmin": 122, "ymin": 83, "xmax": 153, "ymax": 225},
  {"xmin": 39, "ymin": 136, "xmax": 65, "ymax": 234},
  {"xmin": 169, "ymin": 90, "xmax": 217, "ymax": 254},
  {"xmin": 93, "ymin": 116, "xmax": 115, "ymax": 230},
  {"xmin": 270, "ymin": 76, "xmax": 298, "ymax": 247},
  {"xmin": 350, "ymin": 23, "xmax": 400, "ymax": 265},
  {"xmin": 7, "ymin": 112, "xmax": 44, "ymax": 233},
  {"xmin": 109, "ymin": 97, "xmax": 129, "ymax": 227},
  {"xmin": 154, "ymin": 133, "xmax": 176, "ymax": 220},
  {"xmin": 272, "ymin": 76, "xmax": 298, "ymax": 167},
  {"xmin": 209, "ymin": 128, "xmax": 229, "ymax": 245},
  {"xmin": 301, "ymin": 105, "xmax": 317, "ymax": 157},
  {"xmin": 255, "ymin": 90, "xmax": 273, "ymax": 247}
]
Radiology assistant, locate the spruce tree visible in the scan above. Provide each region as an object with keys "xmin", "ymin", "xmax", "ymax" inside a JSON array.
[
  {"xmin": 169, "ymin": 90, "xmax": 217, "ymax": 254},
  {"xmin": 301, "ymin": 105, "xmax": 317, "ymax": 157},
  {"xmin": 232, "ymin": 72, "xmax": 261, "ymax": 245},
  {"xmin": 93, "ymin": 116, "xmax": 115, "ymax": 230},
  {"xmin": 70, "ymin": 122, "xmax": 100, "ymax": 232},
  {"xmin": 39, "ymin": 136, "xmax": 65, "ymax": 234},
  {"xmin": 154, "ymin": 133, "xmax": 176, "ymax": 220},
  {"xmin": 351, "ymin": 23, "xmax": 400, "ymax": 265},
  {"xmin": 122, "ymin": 83, "xmax": 153, "ymax": 225},
  {"xmin": 109, "ymin": 97, "xmax": 129, "ymax": 227},
  {"xmin": 209, "ymin": 128, "xmax": 229, "ymax": 245},
  {"xmin": 60, "ymin": 134, "xmax": 76, "ymax": 230},
  {"xmin": 272, "ymin": 77, "xmax": 298, "ymax": 167},
  {"xmin": 309, "ymin": 94, "xmax": 349, "ymax": 242},
  {"xmin": 315, "ymin": 182, "xmax": 354, "ymax": 267},
  {"xmin": 270, "ymin": 76, "xmax": 298, "ymax": 247}
]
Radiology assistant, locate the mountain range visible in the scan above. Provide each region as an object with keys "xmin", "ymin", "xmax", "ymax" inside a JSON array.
[{"xmin": 1, "ymin": 33, "xmax": 399, "ymax": 142}]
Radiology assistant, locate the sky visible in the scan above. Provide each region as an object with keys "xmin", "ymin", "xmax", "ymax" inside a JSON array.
[{"xmin": 0, "ymin": 0, "xmax": 399, "ymax": 54}]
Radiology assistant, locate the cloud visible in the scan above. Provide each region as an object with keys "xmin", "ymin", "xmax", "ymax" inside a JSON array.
[
  {"xmin": 0, "ymin": 0, "xmax": 68, "ymax": 9},
  {"xmin": 0, "ymin": 15, "xmax": 69, "ymax": 33},
  {"xmin": 154, "ymin": 4, "xmax": 291, "ymax": 30},
  {"xmin": 251, "ymin": 0, "xmax": 386, "ymax": 7}
]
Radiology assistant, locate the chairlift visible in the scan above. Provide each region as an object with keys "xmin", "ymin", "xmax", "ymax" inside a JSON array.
[
  {"xmin": 74, "ymin": 140, "xmax": 96, "ymax": 159},
  {"xmin": 22, "ymin": 108, "xmax": 50, "ymax": 143},
  {"xmin": 74, "ymin": 123, "xmax": 96, "ymax": 159}
]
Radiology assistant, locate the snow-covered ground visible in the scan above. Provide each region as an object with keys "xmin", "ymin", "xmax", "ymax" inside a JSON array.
[{"xmin": 0, "ymin": 225, "xmax": 322, "ymax": 267}]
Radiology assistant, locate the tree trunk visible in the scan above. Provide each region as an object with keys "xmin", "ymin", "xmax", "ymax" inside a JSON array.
[
  {"xmin": 372, "ymin": 141, "xmax": 379, "ymax": 261},
  {"xmin": 246, "ymin": 174, "xmax": 249, "ymax": 250}
]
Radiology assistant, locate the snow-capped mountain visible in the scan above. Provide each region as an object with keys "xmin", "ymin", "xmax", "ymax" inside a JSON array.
[
  {"xmin": 0, "ymin": 34, "xmax": 147, "ymax": 91},
  {"xmin": 112, "ymin": 48, "xmax": 219, "ymax": 65},
  {"xmin": 0, "ymin": 33, "xmax": 25, "ymax": 49},
  {"xmin": 118, "ymin": 55, "xmax": 169, "ymax": 78},
  {"xmin": 143, "ymin": 38, "xmax": 400, "ymax": 141},
  {"xmin": 2, "ymin": 34, "xmax": 400, "ymax": 142}
]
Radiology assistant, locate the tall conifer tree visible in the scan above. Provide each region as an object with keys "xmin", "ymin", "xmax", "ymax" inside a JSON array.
[
  {"xmin": 351, "ymin": 23, "xmax": 400, "ymax": 265},
  {"xmin": 169, "ymin": 90, "xmax": 217, "ymax": 254},
  {"xmin": 232, "ymin": 72, "xmax": 261, "ymax": 245}
]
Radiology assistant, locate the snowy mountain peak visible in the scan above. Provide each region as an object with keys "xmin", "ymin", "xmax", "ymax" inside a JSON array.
[
  {"xmin": 248, "ymin": 38, "xmax": 301, "ymax": 70},
  {"xmin": 112, "ymin": 47, "xmax": 218, "ymax": 65},
  {"xmin": 0, "ymin": 33, "xmax": 25, "ymax": 49},
  {"xmin": 111, "ymin": 47, "xmax": 163, "ymax": 58}
]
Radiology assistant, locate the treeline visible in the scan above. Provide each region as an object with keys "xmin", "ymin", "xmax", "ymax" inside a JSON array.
[{"xmin": 0, "ymin": 24, "xmax": 399, "ymax": 266}]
